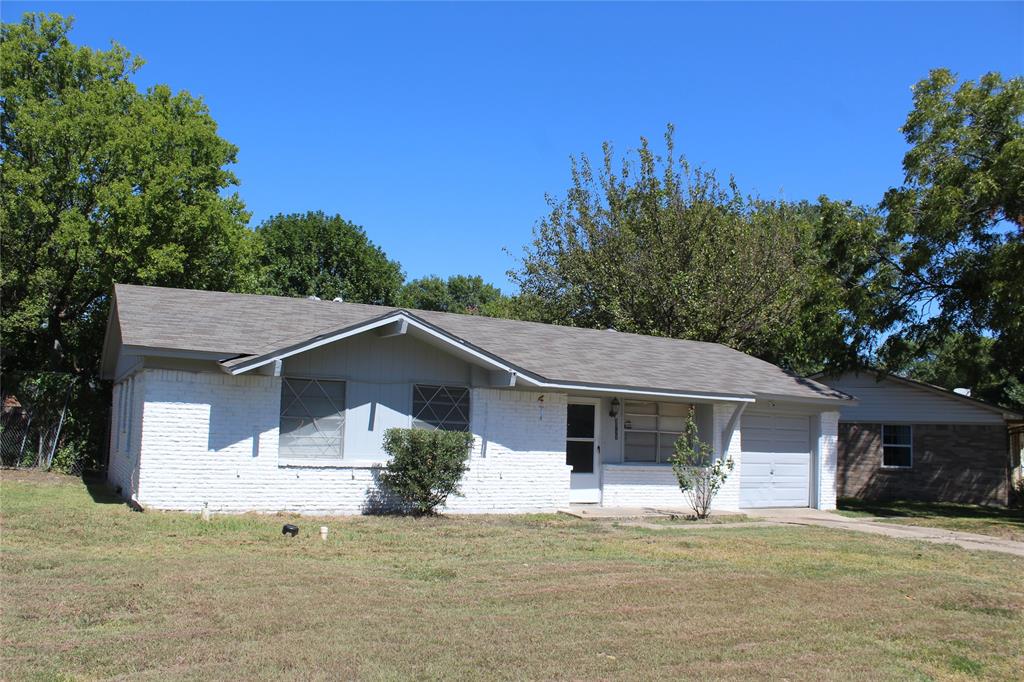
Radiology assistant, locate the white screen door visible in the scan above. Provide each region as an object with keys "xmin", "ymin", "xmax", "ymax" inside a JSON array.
[{"xmin": 567, "ymin": 403, "xmax": 600, "ymax": 503}]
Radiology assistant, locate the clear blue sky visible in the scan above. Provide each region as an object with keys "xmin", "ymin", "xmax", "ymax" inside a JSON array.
[{"xmin": 6, "ymin": 2, "xmax": 1023, "ymax": 291}]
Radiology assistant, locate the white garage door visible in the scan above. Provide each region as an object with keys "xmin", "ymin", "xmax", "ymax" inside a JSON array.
[{"xmin": 740, "ymin": 411, "xmax": 811, "ymax": 508}]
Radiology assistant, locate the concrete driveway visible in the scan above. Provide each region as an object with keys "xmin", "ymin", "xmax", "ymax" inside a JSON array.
[{"xmin": 751, "ymin": 507, "xmax": 1024, "ymax": 558}]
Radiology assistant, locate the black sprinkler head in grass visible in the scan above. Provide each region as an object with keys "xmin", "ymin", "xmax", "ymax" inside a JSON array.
[{"xmin": 282, "ymin": 524, "xmax": 299, "ymax": 537}]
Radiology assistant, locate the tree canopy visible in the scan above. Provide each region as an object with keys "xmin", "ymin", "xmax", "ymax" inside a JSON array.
[
  {"xmin": 399, "ymin": 274, "xmax": 505, "ymax": 315},
  {"xmin": 880, "ymin": 69, "xmax": 1023, "ymax": 407},
  {"xmin": 253, "ymin": 211, "xmax": 404, "ymax": 305},
  {"xmin": 510, "ymin": 128, "xmax": 893, "ymax": 374},
  {"xmin": 1, "ymin": 13, "xmax": 252, "ymax": 376}
]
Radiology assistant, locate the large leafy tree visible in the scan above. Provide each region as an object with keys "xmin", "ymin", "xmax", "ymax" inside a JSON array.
[
  {"xmin": 399, "ymin": 274, "xmax": 505, "ymax": 314},
  {"xmin": 1, "ymin": 13, "xmax": 252, "ymax": 375},
  {"xmin": 901, "ymin": 333, "xmax": 1024, "ymax": 410},
  {"xmin": 253, "ymin": 211, "xmax": 404, "ymax": 304},
  {"xmin": 880, "ymin": 69, "xmax": 1023, "ymax": 401},
  {"xmin": 511, "ymin": 127, "xmax": 891, "ymax": 373}
]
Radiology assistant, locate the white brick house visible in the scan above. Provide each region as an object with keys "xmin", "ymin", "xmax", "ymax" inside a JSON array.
[{"xmin": 101, "ymin": 285, "xmax": 850, "ymax": 515}]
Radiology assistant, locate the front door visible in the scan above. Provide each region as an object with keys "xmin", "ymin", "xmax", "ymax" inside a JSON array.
[{"xmin": 567, "ymin": 402, "xmax": 600, "ymax": 503}]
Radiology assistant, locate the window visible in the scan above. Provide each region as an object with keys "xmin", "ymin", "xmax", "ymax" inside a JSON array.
[
  {"xmin": 881, "ymin": 424, "xmax": 912, "ymax": 468},
  {"xmin": 279, "ymin": 378, "xmax": 346, "ymax": 460},
  {"xmin": 412, "ymin": 384, "xmax": 470, "ymax": 432},
  {"xmin": 623, "ymin": 401, "xmax": 689, "ymax": 464}
]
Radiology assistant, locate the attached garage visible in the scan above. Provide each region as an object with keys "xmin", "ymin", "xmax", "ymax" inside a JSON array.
[{"xmin": 740, "ymin": 410, "xmax": 813, "ymax": 508}]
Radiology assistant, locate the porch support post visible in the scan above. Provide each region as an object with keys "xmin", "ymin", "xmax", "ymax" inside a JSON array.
[{"xmin": 720, "ymin": 402, "xmax": 747, "ymax": 449}]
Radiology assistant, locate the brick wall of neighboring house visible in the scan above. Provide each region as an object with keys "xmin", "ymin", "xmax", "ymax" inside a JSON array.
[{"xmin": 837, "ymin": 422, "xmax": 1009, "ymax": 505}]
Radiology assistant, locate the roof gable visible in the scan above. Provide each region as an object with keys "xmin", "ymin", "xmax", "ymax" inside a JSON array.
[{"xmin": 815, "ymin": 370, "xmax": 1019, "ymax": 423}]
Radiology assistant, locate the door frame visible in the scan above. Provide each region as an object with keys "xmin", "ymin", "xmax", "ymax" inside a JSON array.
[{"xmin": 567, "ymin": 397, "xmax": 602, "ymax": 504}]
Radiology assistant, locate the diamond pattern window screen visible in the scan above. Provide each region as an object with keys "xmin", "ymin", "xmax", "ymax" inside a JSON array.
[
  {"xmin": 279, "ymin": 378, "xmax": 346, "ymax": 460},
  {"xmin": 412, "ymin": 384, "xmax": 470, "ymax": 432}
]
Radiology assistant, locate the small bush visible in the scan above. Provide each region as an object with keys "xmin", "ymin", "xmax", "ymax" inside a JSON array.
[{"xmin": 379, "ymin": 428, "xmax": 474, "ymax": 515}]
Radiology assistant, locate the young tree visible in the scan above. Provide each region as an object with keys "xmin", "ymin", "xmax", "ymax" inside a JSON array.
[
  {"xmin": 511, "ymin": 126, "xmax": 890, "ymax": 373},
  {"xmin": 253, "ymin": 212, "xmax": 404, "ymax": 305},
  {"xmin": 881, "ymin": 69, "xmax": 1024, "ymax": 393},
  {"xmin": 669, "ymin": 408, "xmax": 734, "ymax": 519},
  {"xmin": 1, "ymin": 13, "xmax": 253, "ymax": 377}
]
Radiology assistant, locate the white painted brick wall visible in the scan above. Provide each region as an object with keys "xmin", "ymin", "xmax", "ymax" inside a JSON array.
[
  {"xmin": 132, "ymin": 370, "xmax": 570, "ymax": 515},
  {"xmin": 817, "ymin": 410, "xmax": 839, "ymax": 510},
  {"xmin": 107, "ymin": 375, "xmax": 144, "ymax": 502},
  {"xmin": 447, "ymin": 388, "xmax": 571, "ymax": 513},
  {"xmin": 712, "ymin": 403, "xmax": 743, "ymax": 511},
  {"xmin": 600, "ymin": 465, "xmax": 683, "ymax": 507}
]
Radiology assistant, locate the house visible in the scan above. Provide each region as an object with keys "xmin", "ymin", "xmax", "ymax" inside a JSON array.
[
  {"xmin": 813, "ymin": 371, "xmax": 1022, "ymax": 506},
  {"xmin": 100, "ymin": 284, "xmax": 853, "ymax": 515}
]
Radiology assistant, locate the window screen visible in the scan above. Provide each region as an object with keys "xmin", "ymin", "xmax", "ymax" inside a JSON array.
[
  {"xmin": 881, "ymin": 424, "xmax": 912, "ymax": 468},
  {"xmin": 279, "ymin": 378, "xmax": 345, "ymax": 460},
  {"xmin": 623, "ymin": 401, "xmax": 689, "ymax": 464},
  {"xmin": 412, "ymin": 385, "xmax": 470, "ymax": 432}
]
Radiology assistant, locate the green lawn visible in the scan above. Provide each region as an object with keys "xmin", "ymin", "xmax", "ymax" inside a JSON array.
[
  {"xmin": 2, "ymin": 471, "xmax": 1022, "ymax": 681},
  {"xmin": 837, "ymin": 498, "xmax": 1024, "ymax": 543}
]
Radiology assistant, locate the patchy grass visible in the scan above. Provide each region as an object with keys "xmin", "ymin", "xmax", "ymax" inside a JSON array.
[
  {"xmin": 2, "ymin": 471, "xmax": 1022, "ymax": 681},
  {"xmin": 645, "ymin": 513, "xmax": 755, "ymax": 525},
  {"xmin": 838, "ymin": 498, "xmax": 1024, "ymax": 542}
]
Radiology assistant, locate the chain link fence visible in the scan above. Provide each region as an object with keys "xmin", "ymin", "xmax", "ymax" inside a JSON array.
[{"xmin": 1, "ymin": 372, "xmax": 83, "ymax": 473}]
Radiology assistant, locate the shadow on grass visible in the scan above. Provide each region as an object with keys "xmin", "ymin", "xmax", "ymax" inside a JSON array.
[
  {"xmin": 82, "ymin": 472, "xmax": 128, "ymax": 506},
  {"xmin": 839, "ymin": 497, "xmax": 1024, "ymax": 525}
]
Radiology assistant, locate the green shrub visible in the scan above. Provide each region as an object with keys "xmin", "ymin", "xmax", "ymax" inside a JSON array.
[{"xmin": 379, "ymin": 428, "xmax": 474, "ymax": 515}]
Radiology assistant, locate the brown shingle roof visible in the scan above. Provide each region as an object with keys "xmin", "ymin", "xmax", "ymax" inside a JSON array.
[{"xmin": 110, "ymin": 284, "xmax": 850, "ymax": 403}]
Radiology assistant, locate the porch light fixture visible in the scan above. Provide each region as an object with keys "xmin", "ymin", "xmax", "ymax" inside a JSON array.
[{"xmin": 609, "ymin": 398, "xmax": 620, "ymax": 439}]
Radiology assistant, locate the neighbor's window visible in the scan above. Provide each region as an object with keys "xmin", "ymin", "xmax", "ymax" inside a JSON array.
[
  {"xmin": 881, "ymin": 424, "xmax": 912, "ymax": 468},
  {"xmin": 279, "ymin": 378, "xmax": 346, "ymax": 460},
  {"xmin": 623, "ymin": 401, "xmax": 689, "ymax": 464},
  {"xmin": 412, "ymin": 384, "xmax": 470, "ymax": 432}
]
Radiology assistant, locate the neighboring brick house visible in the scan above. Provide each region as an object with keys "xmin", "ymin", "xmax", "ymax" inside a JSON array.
[
  {"xmin": 100, "ymin": 284, "xmax": 851, "ymax": 515},
  {"xmin": 813, "ymin": 371, "xmax": 1021, "ymax": 506}
]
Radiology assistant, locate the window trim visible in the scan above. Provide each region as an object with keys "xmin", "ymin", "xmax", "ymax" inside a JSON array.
[
  {"xmin": 278, "ymin": 376, "xmax": 347, "ymax": 462},
  {"xmin": 880, "ymin": 424, "xmax": 913, "ymax": 469},
  {"xmin": 411, "ymin": 383, "xmax": 471, "ymax": 432}
]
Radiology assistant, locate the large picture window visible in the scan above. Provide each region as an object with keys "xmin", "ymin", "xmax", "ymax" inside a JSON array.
[
  {"xmin": 623, "ymin": 401, "xmax": 689, "ymax": 464},
  {"xmin": 881, "ymin": 424, "xmax": 912, "ymax": 468},
  {"xmin": 279, "ymin": 378, "xmax": 346, "ymax": 460},
  {"xmin": 412, "ymin": 384, "xmax": 470, "ymax": 432}
]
